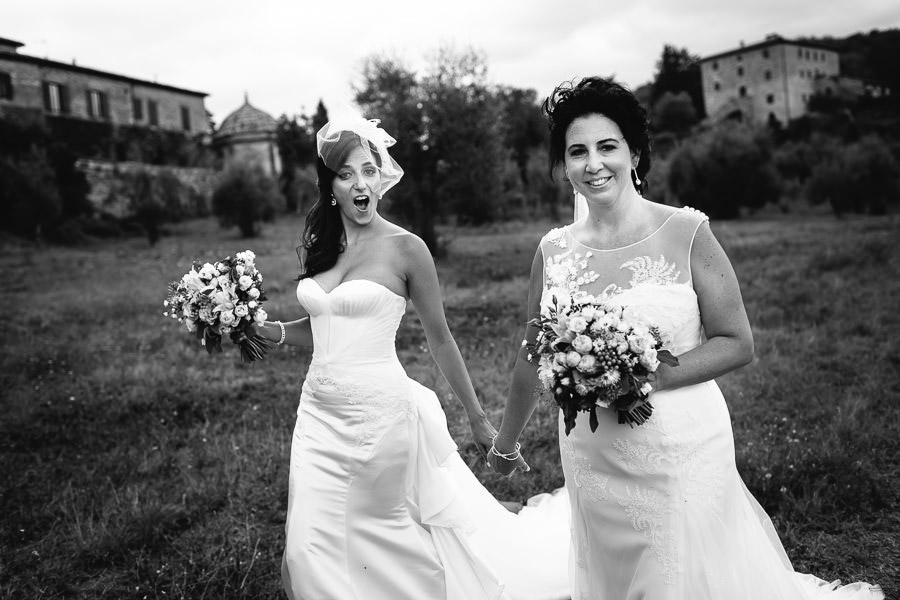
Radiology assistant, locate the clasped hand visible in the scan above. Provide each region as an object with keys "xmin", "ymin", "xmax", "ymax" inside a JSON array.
[{"xmin": 486, "ymin": 436, "xmax": 530, "ymax": 478}]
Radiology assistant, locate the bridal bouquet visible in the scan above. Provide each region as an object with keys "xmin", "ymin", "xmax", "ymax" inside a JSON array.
[
  {"xmin": 527, "ymin": 291, "xmax": 678, "ymax": 434},
  {"xmin": 163, "ymin": 250, "xmax": 272, "ymax": 362}
]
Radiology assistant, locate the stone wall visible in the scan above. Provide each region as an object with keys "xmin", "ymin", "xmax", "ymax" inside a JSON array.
[{"xmin": 77, "ymin": 159, "xmax": 220, "ymax": 219}]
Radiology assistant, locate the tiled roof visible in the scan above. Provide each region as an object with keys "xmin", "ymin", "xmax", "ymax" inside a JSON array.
[{"xmin": 216, "ymin": 97, "xmax": 277, "ymax": 137}]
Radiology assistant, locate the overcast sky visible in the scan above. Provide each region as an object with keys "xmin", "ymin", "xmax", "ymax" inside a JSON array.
[{"xmin": 5, "ymin": 1, "xmax": 899, "ymax": 126}]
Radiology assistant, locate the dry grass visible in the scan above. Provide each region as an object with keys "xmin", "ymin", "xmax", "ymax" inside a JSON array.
[{"xmin": 1, "ymin": 212, "xmax": 898, "ymax": 598}]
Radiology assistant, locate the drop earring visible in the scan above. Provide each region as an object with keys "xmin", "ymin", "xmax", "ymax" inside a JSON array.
[
  {"xmin": 330, "ymin": 194, "xmax": 337, "ymax": 206},
  {"xmin": 632, "ymin": 168, "xmax": 641, "ymax": 187}
]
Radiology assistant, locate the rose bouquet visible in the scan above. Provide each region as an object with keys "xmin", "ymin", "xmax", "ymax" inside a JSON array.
[
  {"xmin": 163, "ymin": 250, "xmax": 272, "ymax": 362},
  {"xmin": 527, "ymin": 291, "xmax": 678, "ymax": 434}
]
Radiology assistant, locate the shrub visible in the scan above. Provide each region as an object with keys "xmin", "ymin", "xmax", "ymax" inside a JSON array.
[
  {"xmin": 0, "ymin": 149, "xmax": 62, "ymax": 238},
  {"xmin": 805, "ymin": 134, "xmax": 899, "ymax": 215},
  {"xmin": 667, "ymin": 123, "xmax": 782, "ymax": 218},
  {"xmin": 211, "ymin": 166, "xmax": 281, "ymax": 237}
]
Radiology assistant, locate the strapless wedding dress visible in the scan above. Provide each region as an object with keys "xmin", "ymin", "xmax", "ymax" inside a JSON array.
[{"xmin": 282, "ymin": 277, "xmax": 570, "ymax": 600}]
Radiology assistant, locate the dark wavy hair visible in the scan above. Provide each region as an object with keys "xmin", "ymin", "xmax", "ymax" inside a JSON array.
[
  {"xmin": 297, "ymin": 133, "xmax": 383, "ymax": 280},
  {"xmin": 541, "ymin": 77, "xmax": 651, "ymax": 194}
]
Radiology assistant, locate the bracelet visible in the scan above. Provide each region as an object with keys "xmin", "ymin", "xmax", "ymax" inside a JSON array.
[
  {"xmin": 275, "ymin": 320, "xmax": 286, "ymax": 345},
  {"xmin": 489, "ymin": 434, "xmax": 521, "ymax": 461}
]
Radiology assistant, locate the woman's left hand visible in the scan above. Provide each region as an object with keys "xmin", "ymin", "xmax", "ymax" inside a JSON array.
[{"xmin": 468, "ymin": 414, "xmax": 498, "ymax": 457}]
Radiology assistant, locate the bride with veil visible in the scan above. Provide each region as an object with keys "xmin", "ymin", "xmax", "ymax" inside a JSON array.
[{"xmin": 257, "ymin": 106, "xmax": 570, "ymax": 600}]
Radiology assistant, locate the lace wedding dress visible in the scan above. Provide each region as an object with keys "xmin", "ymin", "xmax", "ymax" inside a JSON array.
[
  {"xmin": 282, "ymin": 278, "xmax": 570, "ymax": 600},
  {"xmin": 539, "ymin": 206, "xmax": 884, "ymax": 600}
]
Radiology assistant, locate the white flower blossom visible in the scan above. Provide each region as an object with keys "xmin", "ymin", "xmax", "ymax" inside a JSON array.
[{"xmin": 572, "ymin": 335, "xmax": 593, "ymax": 354}]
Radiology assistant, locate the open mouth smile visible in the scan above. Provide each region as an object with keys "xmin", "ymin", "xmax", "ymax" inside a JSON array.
[{"xmin": 586, "ymin": 176, "xmax": 612, "ymax": 189}]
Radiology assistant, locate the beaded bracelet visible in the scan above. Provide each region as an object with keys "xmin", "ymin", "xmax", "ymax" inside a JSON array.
[
  {"xmin": 275, "ymin": 321, "xmax": 286, "ymax": 345},
  {"xmin": 489, "ymin": 435, "xmax": 522, "ymax": 461}
]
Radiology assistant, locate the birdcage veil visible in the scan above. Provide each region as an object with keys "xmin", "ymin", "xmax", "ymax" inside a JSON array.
[{"xmin": 316, "ymin": 106, "xmax": 404, "ymax": 197}]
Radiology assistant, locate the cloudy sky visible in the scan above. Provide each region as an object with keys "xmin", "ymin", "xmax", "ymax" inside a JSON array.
[{"xmin": 5, "ymin": 0, "xmax": 899, "ymax": 125}]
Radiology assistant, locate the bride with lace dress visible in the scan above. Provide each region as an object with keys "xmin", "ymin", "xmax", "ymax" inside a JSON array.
[
  {"xmin": 488, "ymin": 77, "xmax": 884, "ymax": 600},
  {"xmin": 258, "ymin": 110, "xmax": 569, "ymax": 600}
]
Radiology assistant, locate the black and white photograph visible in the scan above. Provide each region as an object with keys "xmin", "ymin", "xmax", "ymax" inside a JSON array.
[{"xmin": 1, "ymin": 1, "xmax": 898, "ymax": 598}]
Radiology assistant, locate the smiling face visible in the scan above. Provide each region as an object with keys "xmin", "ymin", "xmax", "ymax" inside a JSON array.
[
  {"xmin": 331, "ymin": 144, "xmax": 382, "ymax": 227},
  {"xmin": 564, "ymin": 113, "xmax": 639, "ymax": 207}
]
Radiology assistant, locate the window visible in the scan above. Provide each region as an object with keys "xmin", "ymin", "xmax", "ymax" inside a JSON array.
[
  {"xmin": 765, "ymin": 70, "xmax": 772, "ymax": 80},
  {"xmin": 798, "ymin": 48, "xmax": 803, "ymax": 58},
  {"xmin": 42, "ymin": 81, "xmax": 70, "ymax": 114},
  {"xmin": 766, "ymin": 94, "xmax": 775, "ymax": 104},
  {"xmin": 0, "ymin": 72, "xmax": 12, "ymax": 100},
  {"xmin": 737, "ymin": 66, "xmax": 744, "ymax": 77},
  {"xmin": 87, "ymin": 89, "xmax": 109, "ymax": 120},
  {"xmin": 180, "ymin": 105, "xmax": 191, "ymax": 131},
  {"xmin": 805, "ymin": 50, "xmax": 810, "ymax": 59},
  {"xmin": 736, "ymin": 54, "xmax": 743, "ymax": 62},
  {"xmin": 148, "ymin": 100, "xmax": 159, "ymax": 126},
  {"xmin": 713, "ymin": 82, "xmax": 721, "ymax": 91},
  {"xmin": 712, "ymin": 61, "xmax": 718, "ymax": 70},
  {"xmin": 133, "ymin": 97, "xmax": 143, "ymax": 120},
  {"xmin": 763, "ymin": 49, "xmax": 770, "ymax": 59},
  {"xmin": 739, "ymin": 86, "xmax": 747, "ymax": 97}
]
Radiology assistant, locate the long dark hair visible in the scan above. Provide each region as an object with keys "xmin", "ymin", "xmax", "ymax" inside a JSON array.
[
  {"xmin": 297, "ymin": 156, "xmax": 344, "ymax": 280},
  {"xmin": 541, "ymin": 77, "xmax": 651, "ymax": 194}
]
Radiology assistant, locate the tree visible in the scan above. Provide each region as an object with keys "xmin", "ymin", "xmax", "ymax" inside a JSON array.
[
  {"xmin": 652, "ymin": 91, "xmax": 699, "ymax": 136},
  {"xmin": 651, "ymin": 45, "xmax": 705, "ymax": 120},
  {"xmin": 420, "ymin": 46, "xmax": 505, "ymax": 225},
  {"xmin": 667, "ymin": 123, "xmax": 781, "ymax": 218},
  {"xmin": 212, "ymin": 165, "xmax": 282, "ymax": 237}
]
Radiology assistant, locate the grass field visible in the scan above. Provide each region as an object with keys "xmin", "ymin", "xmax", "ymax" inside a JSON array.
[{"xmin": 1, "ymin": 212, "xmax": 898, "ymax": 599}]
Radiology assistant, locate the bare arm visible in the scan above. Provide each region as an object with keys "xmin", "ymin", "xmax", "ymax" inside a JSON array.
[
  {"xmin": 404, "ymin": 235, "xmax": 496, "ymax": 454},
  {"xmin": 490, "ymin": 247, "xmax": 544, "ymax": 473},
  {"xmin": 653, "ymin": 221, "xmax": 754, "ymax": 391}
]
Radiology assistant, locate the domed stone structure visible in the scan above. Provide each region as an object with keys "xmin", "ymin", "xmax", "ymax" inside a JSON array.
[{"xmin": 214, "ymin": 94, "xmax": 281, "ymax": 176}]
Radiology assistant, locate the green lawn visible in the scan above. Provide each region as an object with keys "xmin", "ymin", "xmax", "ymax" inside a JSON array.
[{"xmin": 1, "ymin": 213, "xmax": 897, "ymax": 598}]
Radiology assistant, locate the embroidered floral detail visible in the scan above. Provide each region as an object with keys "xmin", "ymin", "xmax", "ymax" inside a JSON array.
[
  {"xmin": 561, "ymin": 439, "xmax": 609, "ymax": 503},
  {"xmin": 621, "ymin": 255, "xmax": 680, "ymax": 288},
  {"xmin": 612, "ymin": 485, "xmax": 681, "ymax": 585},
  {"xmin": 544, "ymin": 250, "xmax": 600, "ymax": 293},
  {"xmin": 612, "ymin": 439, "xmax": 666, "ymax": 473},
  {"xmin": 545, "ymin": 226, "xmax": 568, "ymax": 248},
  {"xmin": 307, "ymin": 367, "xmax": 413, "ymax": 447},
  {"xmin": 681, "ymin": 205, "xmax": 709, "ymax": 221}
]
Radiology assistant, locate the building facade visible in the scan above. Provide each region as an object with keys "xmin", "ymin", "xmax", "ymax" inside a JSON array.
[
  {"xmin": 0, "ymin": 36, "xmax": 208, "ymax": 135},
  {"xmin": 699, "ymin": 34, "xmax": 840, "ymax": 125}
]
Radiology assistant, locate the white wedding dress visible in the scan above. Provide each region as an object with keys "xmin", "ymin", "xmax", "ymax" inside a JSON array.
[
  {"xmin": 282, "ymin": 277, "xmax": 570, "ymax": 600},
  {"xmin": 539, "ymin": 206, "xmax": 884, "ymax": 600}
]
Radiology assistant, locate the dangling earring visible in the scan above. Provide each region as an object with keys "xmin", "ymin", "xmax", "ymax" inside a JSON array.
[
  {"xmin": 330, "ymin": 194, "xmax": 337, "ymax": 206},
  {"xmin": 632, "ymin": 168, "xmax": 641, "ymax": 187}
]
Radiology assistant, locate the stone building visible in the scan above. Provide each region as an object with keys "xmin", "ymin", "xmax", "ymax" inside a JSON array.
[
  {"xmin": 699, "ymin": 34, "xmax": 840, "ymax": 125},
  {"xmin": 0, "ymin": 36, "xmax": 208, "ymax": 134},
  {"xmin": 213, "ymin": 95, "xmax": 281, "ymax": 177}
]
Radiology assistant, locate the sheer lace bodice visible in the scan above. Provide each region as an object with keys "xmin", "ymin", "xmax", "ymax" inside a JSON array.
[{"xmin": 540, "ymin": 207, "xmax": 707, "ymax": 356}]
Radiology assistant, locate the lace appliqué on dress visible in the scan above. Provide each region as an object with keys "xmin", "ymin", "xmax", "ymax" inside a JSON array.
[
  {"xmin": 545, "ymin": 226, "xmax": 568, "ymax": 248},
  {"xmin": 544, "ymin": 250, "xmax": 600, "ymax": 295},
  {"xmin": 621, "ymin": 255, "xmax": 681, "ymax": 288},
  {"xmin": 613, "ymin": 485, "xmax": 681, "ymax": 585},
  {"xmin": 307, "ymin": 367, "xmax": 414, "ymax": 447}
]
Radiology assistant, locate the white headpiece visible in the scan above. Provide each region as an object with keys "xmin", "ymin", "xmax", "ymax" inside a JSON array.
[{"xmin": 316, "ymin": 106, "xmax": 404, "ymax": 197}]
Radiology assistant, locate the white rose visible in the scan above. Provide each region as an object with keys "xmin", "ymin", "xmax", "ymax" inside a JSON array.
[
  {"xmin": 248, "ymin": 300, "xmax": 258, "ymax": 309},
  {"xmin": 567, "ymin": 316, "xmax": 588, "ymax": 334},
  {"xmin": 565, "ymin": 351, "xmax": 582, "ymax": 368},
  {"xmin": 247, "ymin": 287, "xmax": 260, "ymax": 299},
  {"xmin": 640, "ymin": 347, "xmax": 660, "ymax": 371},
  {"xmin": 235, "ymin": 265, "xmax": 245, "ymax": 276},
  {"xmin": 254, "ymin": 308, "xmax": 268, "ymax": 324},
  {"xmin": 575, "ymin": 383, "xmax": 590, "ymax": 396},
  {"xmin": 234, "ymin": 304, "xmax": 249, "ymax": 318},
  {"xmin": 572, "ymin": 335, "xmax": 593, "ymax": 354},
  {"xmin": 640, "ymin": 382, "xmax": 653, "ymax": 395},
  {"xmin": 627, "ymin": 335, "xmax": 645, "ymax": 355},
  {"xmin": 215, "ymin": 261, "xmax": 229, "ymax": 273},
  {"xmin": 199, "ymin": 307, "xmax": 214, "ymax": 324},
  {"xmin": 580, "ymin": 306, "xmax": 598, "ymax": 321},
  {"xmin": 199, "ymin": 263, "xmax": 217, "ymax": 280},
  {"xmin": 219, "ymin": 310, "xmax": 237, "ymax": 326},
  {"xmin": 219, "ymin": 324, "xmax": 233, "ymax": 335},
  {"xmin": 217, "ymin": 275, "xmax": 231, "ymax": 287},
  {"xmin": 238, "ymin": 275, "xmax": 253, "ymax": 290},
  {"xmin": 576, "ymin": 354, "xmax": 598, "ymax": 374}
]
